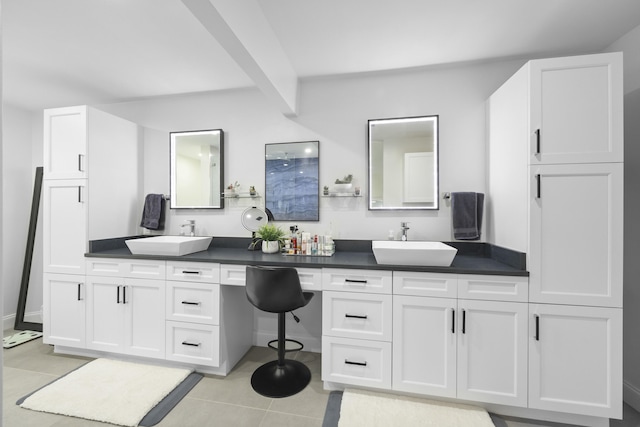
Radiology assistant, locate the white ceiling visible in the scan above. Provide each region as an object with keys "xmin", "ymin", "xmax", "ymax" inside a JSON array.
[{"xmin": 4, "ymin": 0, "xmax": 640, "ymax": 112}]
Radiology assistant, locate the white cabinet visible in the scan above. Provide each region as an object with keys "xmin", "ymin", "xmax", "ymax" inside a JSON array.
[
  {"xmin": 488, "ymin": 52, "xmax": 623, "ymax": 309},
  {"xmin": 529, "ymin": 53, "xmax": 623, "ymax": 165},
  {"xmin": 392, "ymin": 273, "xmax": 528, "ymax": 408},
  {"xmin": 86, "ymin": 275, "xmax": 165, "ymax": 359},
  {"xmin": 42, "ymin": 180, "xmax": 87, "ymax": 274},
  {"xmin": 488, "ymin": 52, "xmax": 624, "ymax": 420},
  {"xmin": 42, "ymin": 105, "xmax": 139, "ymax": 275},
  {"xmin": 323, "ymin": 291, "xmax": 392, "ymax": 342},
  {"xmin": 44, "ymin": 106, "xmax": 87, "ymax": 180},
  {"xmin": 43, "ymin": 274, "xmax": 85, "ymax": 347},
  {"xmin": 393, "ymin": 295, "xmax": 457, "ymax": 398},
  {"xmin": 456, "ymin": 299, "xmax": 528, "ymax": 407},
  {"xmin": 529, "ymin": 304, "xmax": 622, "ymax": 419},
  {"xmin": 165, "ymin": 261, "xmax": 252, "ymax": 374},
  {"xmin": 529, "ymin": 163, "xmax": 623, "ymax": 307},
  {"xmin": 322, "ymin": 269, "xmax": 393, "ymax": 390}
]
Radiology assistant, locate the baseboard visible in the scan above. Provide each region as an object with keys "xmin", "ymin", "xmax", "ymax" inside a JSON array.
[
  {"xmin": 3, "ymin": 311, "xmax": 43, "ymax": 331},
  {"xmin": 624, "ymin": 380, "xmax": 640, "ymax": 412}
]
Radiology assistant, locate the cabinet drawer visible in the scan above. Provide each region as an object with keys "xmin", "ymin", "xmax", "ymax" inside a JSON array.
[
  {"xmin": 458, "ymin": 274, "xmax": 528, "ymax": 302},
  {"xmin": 86, "ymin": 258, "xmax": 165, "ymax": 279},
  {"xmin": 220, "ymin": 264, "xmax": 322, "ymax": 291},
  {"xmin": 321, "ymin": 336, "xmax": 391, "ymax": 389},
  {"xmin": 323, "ymin": 291, "xmax": 392, "ymax": 341},
  {"xmin": 166, "ymin": 282, "xmax": 220, "ymax": 325},
  {"xmin": 165, "ymin": 321, "xmax": 219, "ymax": 367},
  {"xmin": 393, "ymin": 271, "xmax": 457, "ymax": 298},
  {"xmin": 166, "ymin": 262, "xmax": 219, "ymax": 283},
  {"xmin": 220, "ymin": 264, "xmax": 247, "ymax": 286},
  {"xmin": 296, "ymin": 268, "xmax": 323, "ymax": 291},
  {"xmin": 322, "ymin": 268, "xmax": 392, "ymax": 294}
]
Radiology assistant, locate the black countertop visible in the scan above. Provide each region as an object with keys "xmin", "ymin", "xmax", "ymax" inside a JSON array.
[{"xmin": 87, "ymin": 237, "xmax": 528, "ymax": 277}]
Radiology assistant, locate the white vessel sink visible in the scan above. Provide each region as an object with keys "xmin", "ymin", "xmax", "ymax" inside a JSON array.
[
  {"xmin": 125, "ymin": 236, "xmax": 212, "ymax": 256},
  {"xmin": 372, "ymin": 241, "xmax": 458, "ymax": 267}
]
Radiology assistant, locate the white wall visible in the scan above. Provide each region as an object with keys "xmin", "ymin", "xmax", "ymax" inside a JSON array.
[
  {"xmin": 1, "ymin": 105, "xmax": 42, "ymax": 329},
  {"xmin": 97, "ymin": 59, "xmax": 523, "ymax": 241}
]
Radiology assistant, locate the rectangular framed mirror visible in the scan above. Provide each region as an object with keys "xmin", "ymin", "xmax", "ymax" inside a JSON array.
[
  {"xmin": 368, "ymin": 115, "xmax": 439, "ymax": 210},
  {"xmin": 170, "ymin": 129, "xmax": 224, "ymax": 209},
  {"xmin": 265, "ymin": 141, "xmax": 319, "ymax": 221}
]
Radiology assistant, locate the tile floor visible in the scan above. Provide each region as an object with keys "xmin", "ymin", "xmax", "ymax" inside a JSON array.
[{"xmin": 3, "ymin": 334, "xmax": 640, "ymax": 426}]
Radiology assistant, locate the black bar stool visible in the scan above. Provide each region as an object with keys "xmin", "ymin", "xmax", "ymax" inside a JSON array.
[{"xmin": 245, "ymin": 265, "xmax": 314, "ymax": 398}]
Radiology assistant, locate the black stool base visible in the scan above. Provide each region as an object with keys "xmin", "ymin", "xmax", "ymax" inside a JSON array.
[{"xmin": 250, "ymin": 359, "xmax": 311, "ymax": 398}]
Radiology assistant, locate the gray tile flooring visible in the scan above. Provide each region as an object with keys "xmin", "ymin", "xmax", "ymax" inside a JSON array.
[{"xmin": 3, "ymin": 333, "xmax": 640, "ymax": 426}]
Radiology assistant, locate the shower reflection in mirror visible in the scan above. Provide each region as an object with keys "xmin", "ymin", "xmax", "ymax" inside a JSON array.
[
  {"xmin": 170, "ymin": 129, "xmax": 224, "ymax": 209},
  {"xmin": 265, "ymin": 141, "xmax": 319, "ymax": 221},
  {"xmin": 368, "ymin": 115, "xmax": 439, "ymax": 210}
]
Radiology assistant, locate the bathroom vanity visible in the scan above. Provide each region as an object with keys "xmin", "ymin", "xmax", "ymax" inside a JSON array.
[{"xmin": 40, "ymin": 51, "xmax": 623, "ymax": 427}]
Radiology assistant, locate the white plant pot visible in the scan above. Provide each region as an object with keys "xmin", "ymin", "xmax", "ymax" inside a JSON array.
[{"xmin": 262, "ymin": 240, "xmax": 280, "ymax": 254}]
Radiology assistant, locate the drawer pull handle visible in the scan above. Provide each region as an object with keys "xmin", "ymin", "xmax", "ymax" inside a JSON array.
[
  {"xmin": 181, "ymin": 341, "xmax": 201, "ymax": 347},
  {"xmin": 462, "ymin": 309, "xmax": 466, "ymax": 334},
  {"xmin": 344, "ymin": 359, "xmax": 367, "ymax": 367},
  {"xmin": 345, "ymin": 279, "xmax": 367, "ymax": 284},
  {"xmin": 451, "ymin": 308, "xmax": 455, "ymax": 334},
  {"xmin": 182, "ymin": 270, "xmax": 201, "ymax": 275},
  {"xmin": 181, "ymin": 301, "xmax": 201, "ymax": 306},
  {"xmin": 345, "ymin": 314, "xmax": 368, "ymax": 319}
]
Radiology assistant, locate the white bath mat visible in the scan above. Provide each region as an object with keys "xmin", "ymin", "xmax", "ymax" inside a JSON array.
[
  {"xmin": 338, "ymin": 388, "xmax": 495, "ymax": 427},
  {"xmin": 18, "ymin": 358, "xmax": 195, "ymax": 427}
]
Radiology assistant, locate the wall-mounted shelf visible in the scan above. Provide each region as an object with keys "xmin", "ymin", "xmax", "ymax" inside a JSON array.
[
  {"xmin": 222, "ymin": 192, "xmax": 261, "ymax": 199},
  {"xmin": 322, "ymin": 193, "xmax": 363, "ymax": 198}
]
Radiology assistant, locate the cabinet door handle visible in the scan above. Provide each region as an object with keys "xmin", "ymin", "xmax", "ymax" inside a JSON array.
[
  {"xmin": 534, "ymin": 129, "xmax": 541, "ymax": 154},
  {"xmin": 181, "ymin": 301, "xmax": 201, "ymax": 306},
  {"xmin": 77, "ymin": 283, "xmax": 83, "ymax": 301},
  {"xmin": 78, "ymin": 154, "xmax": 84, "ymax": 172},
  {"xmin": 535, "ymin": 174, "xmax": 541, "ymax": 199},
  {"xmin": 462, "ymin": 309, "xmax": 466, "ymax": 334},
  {"xmin": 181, "ymin": 341, "xmax": 201, "ymax": 347},
  {"xmin": 345, "ymin": 279, "xmax": 367, "ymax": 284},
  {"xmin": 344, "ymin": 359, "xmax": 367, "ymax": 367},
  {"xmin": 77, "ymin": 186, "xmax": 83, "ymax": 203},
  {"xmin": 117, "ymin": 285, "xmax": 121, "ymax": 304},
  {"xmin": 535, "ymin": 314, "xmax": 540, "ymax": 341},
  {"xmin": 345, "ymin": 314, "xmax": 368, "ymax": 319},
  {"xmin": 451, "ymin": 309, "xmax": 455, "ymax": 334},
  {"xmin": 122, "ymin": 286, "xmax": 127, "ymax": 304}
]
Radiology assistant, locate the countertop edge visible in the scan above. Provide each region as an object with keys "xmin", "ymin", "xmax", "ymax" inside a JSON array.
[{"xmin": 86, "ymin": 237, "xmax": 529, "ymax": 277}]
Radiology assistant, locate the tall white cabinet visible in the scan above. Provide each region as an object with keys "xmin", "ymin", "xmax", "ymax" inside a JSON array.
[
  {"xmin": 43, "ymin": 106, "xmax": 140, "ymax": 347},
  {"xmin": 488, "ymin": 52, "xmax": 623, "ymax": 420}
]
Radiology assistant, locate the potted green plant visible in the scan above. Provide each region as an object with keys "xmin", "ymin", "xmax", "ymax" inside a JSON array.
[
  {"xmin": 256, "ymin": 224, "xmax": 285, "ymax": 253},
  {"xmin": 334, "ymin": 174, "xmax": 353, "ymax": 192}
]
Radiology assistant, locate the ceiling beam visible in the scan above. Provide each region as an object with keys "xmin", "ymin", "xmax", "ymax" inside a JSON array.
[{"xmin": 182, "ymin": 0, "xmax": 299, "ymax": 117}]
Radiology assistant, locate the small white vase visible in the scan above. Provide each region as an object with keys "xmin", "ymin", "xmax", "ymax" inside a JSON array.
[{"xmin": 262, "ymin": 240, "xmax": 280, "ymax": 254}]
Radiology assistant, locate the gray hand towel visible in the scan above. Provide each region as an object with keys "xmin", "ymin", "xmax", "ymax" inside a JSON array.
[
  {"xmin": 451, "ymin": 192, "xmax": 484, "ymax": 240},
  {"xmin": 140, "ymin": 194, "xmax": 165, "ymax": 230}
]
